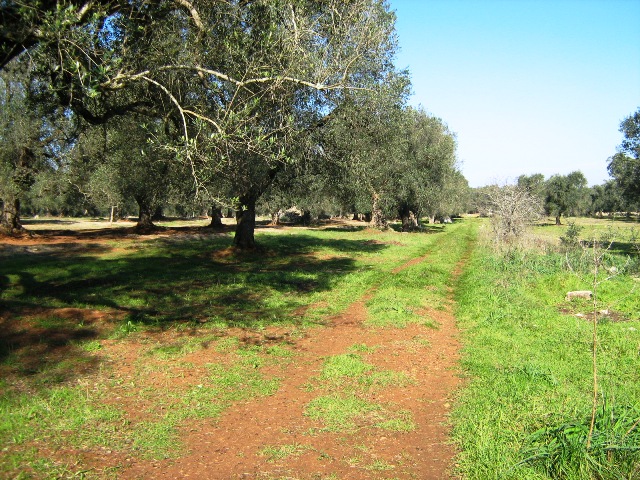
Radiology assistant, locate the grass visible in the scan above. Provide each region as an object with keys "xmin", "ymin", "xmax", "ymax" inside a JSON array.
[
  {"xmin": 259, "ymin": 443, "xmax": 312, "ymax": 462},
  {"xmin": 302, "ymin": 351, "xmax": 417, "ymax": 433},
  {"xmin": 452, "ymin": 219, "xmax": 640, "ymax": 479},
  {"xmin": 0, "ymin": 218, "xmax": 476, "ymax": 477}
]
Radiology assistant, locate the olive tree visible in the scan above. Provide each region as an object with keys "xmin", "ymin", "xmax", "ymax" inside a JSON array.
[
  {"xmin": 608, "ymin": 108, "xmax": 640, "ymax": 210},
  {"xmin": 544, "ymin": 171, "xmax": 589, "ymax": 225},
  {"xmin": 2, "ymin": 0, "xmax": 404, "ymax": 248}
]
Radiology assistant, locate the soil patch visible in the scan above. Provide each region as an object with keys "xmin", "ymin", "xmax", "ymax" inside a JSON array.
[
  {"xmin": 2, "ymin": 222, "xmax": 469, "ymax": 479},
  {"xmin": 116, "ymin": 252, "xmax": 465, "ymax": 479}
]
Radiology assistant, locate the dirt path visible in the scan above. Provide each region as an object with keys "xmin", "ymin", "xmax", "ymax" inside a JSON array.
[
  {"xmin": 119, "ymin": 249, "xmax": 467, "ymax": 479},
  {"xmin": 2, "ymin": 222, "xmax": 471, "ymax": 479}
]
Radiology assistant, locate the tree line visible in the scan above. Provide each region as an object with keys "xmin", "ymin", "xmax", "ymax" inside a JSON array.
[
  {"xmin": 473, "ymin": 107, "xmax": 640, "ymax": 229},
  {"xmin": 0, "ymin": 2, "xmax": 637, "ymax": 248}
]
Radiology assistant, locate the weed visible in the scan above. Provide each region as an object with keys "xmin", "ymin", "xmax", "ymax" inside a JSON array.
[
  {"xmin": 321, "ymin": 354, "xmax": 372, "ymax": 381},
  {"xmin": 374, "ymin": 410, "xmax": 416, "ymax": 432},
  {"xmin": 366, "ymin": 458, "xmax": 395, "ymax": 471},
  {"xmin": 114, "ymin": 319, "xmax": 139, "ymax": 337},
  {"xmin": 265, "ymin": 344, "xmax": 295, "ymax": 357},
  {"xmin": 259, "ymin": 443, "xmax": 311, "ymax": 462},
  {"xmin": 348, "ymin": 343, "xmax": 376, "ymax": 353},
  {"xmin": 520, "ymin": 401, "xmax": 640, "ymax": 479},
  {"xmin": 77, "ymin": 339, "xmax": 103, "ymax": 352},
  {"xmin": 146, "ymin": 338, "xmax": 201, "ymax": 359},
  {"xmin": 560, "ymin": 221, "xmax": 583, "ymax": 249},
  {"xmin": 304, "ymin": 394, "xmax": 381, "ymax": 431},
  {"xmin": 214, "ymin": 336, "xmax": 239, "ymax": 353},
  {"xmin": 304, "ymin": 394, "xmax": 415, "ymax": 433}
]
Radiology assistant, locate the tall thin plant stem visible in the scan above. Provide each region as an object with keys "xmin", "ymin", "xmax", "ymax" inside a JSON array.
[{"xmin": 587, "ymin": 238, "xmax": 598, "ymax": 448}]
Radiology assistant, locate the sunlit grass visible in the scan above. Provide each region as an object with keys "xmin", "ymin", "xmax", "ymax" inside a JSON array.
[
  {"xmin": 453, "ymin": 218, "xmax": 640, "ymax": 479},
  {"xmin": 0, "ymin": 218, "xmax": 476, "ymax": 477}
]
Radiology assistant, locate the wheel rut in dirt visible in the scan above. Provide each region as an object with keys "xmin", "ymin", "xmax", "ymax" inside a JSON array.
[{"xmin": 121, "ymin": 235, "xmax": 471, "ymax": 480}]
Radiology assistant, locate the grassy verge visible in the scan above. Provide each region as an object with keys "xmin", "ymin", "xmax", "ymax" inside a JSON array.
[{"xmin": 453, "ymin": 220, "xmax": 640, "ymax": 479}]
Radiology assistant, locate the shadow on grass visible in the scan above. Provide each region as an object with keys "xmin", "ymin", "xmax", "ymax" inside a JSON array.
[
  {"xmin": 388, "ymin": 224, "xmax": 448, "ymax": 233},
  {"xmin": 568, "ymin": 240, "xmax": 639, "ymax": 257},
  {"xmin": 316, "ymin": 225, "xmax": 367, "ymax": 233},
  {"xmin": 21, "ymin": 218, "xmax": 78, "ymax": 226},
  {"xmin": 0, "ymin": 232, "xmax": 388, "ymax": 384}
]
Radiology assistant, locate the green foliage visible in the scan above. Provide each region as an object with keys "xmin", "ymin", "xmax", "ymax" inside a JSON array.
[
  {"xmin": 521, "ymin": 402, "xmax": 640, "ymax": 479},
  {"xmin": 559, "ymin": 221, "xmax": 583, "ymax": 249},
  {"xmin": 316, "ymin": 101, "xmax": 465, "ymax": 228},
  {"xmin": 545, "ymin": 171, "xmax": 589, "ymax": 223},
  {"xmin": 608, "ymin": 108, "xmax": 640, "ymax": 208}
]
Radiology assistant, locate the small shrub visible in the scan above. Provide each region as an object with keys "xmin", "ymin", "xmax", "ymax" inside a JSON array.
[{"xmin": 559, "ymin": 221, "xmax": 583, "ymax": 250}]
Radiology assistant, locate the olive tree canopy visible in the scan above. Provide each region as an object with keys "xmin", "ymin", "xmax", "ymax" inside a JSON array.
[{"xmin": 2, "ymin": 0, "xmax": 402, "ymax": 246}]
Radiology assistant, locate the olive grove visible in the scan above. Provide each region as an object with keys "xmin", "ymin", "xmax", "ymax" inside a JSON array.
[{"xmin": 0, "ymin": 1, "xmax": 469, "ymax": 242}]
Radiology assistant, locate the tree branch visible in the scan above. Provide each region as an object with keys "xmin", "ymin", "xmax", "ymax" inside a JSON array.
[
  {"xmin": 104, "ymin": 65, "xmax": 369, "ymax": 93},
  {"xmin": 173, "ymin": 0, "xmax": 205, "ymax": 32}
]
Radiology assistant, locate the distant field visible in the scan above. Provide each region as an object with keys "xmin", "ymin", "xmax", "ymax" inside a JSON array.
[{"xmin": 532, "ymin": 215, "xmax": 640, "ymax": 244}]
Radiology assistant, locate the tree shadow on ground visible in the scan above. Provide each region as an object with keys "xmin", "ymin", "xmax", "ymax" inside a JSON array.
[
  {"xmin": 0, "ymin": 232, "xmax": 388, "ymax": 386},
  {"xmin": 388, "ymin": 224, "xmax": 447, "ymax": 233},
  {"xmin": 314, "ymin": 225, "xmax": 367, "ymax": 232}
]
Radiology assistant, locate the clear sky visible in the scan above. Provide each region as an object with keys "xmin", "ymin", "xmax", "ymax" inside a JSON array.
[{"xmin": 389, "ymin": 0, "xmax": 640, "ymax": 187}]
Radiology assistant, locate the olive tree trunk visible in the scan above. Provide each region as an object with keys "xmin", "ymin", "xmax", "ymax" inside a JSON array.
[
  {"xmin": 233, "ymin": 195, "xmax": 257, "ymax": 249},
  {"xmin": 135, "ymin": 197, "xmax": 156, "ymax": 232},
  {"xmin": 369, "ymin": 193, "xmax": 388, "ymax": 230},
  {"xmin": 269, "ymin": 210, "xmax": 281, "ymax": 226},
  {"xmin": 0, "ymin": 197, "xmax": 24, "ymax": 234},
  {"xmin": 209, "ymin": 204, "xmax": 223, "ymax": 228},
  {"xmin": 399, "ymin": 205, "xmax": 419, "ymax": 232}
]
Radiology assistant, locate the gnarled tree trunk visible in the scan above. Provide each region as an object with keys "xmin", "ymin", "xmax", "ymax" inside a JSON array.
[
  {"xmin": 234, "ymin": 195, "xmax": 257, "ymax": 249},
  {"xmin": 0, "ymin": 197, "xmax": 24, "ymax": 234},
  {"xmin": 399, "ymin": 204, "xmax": 418, "ymax": 232},
  {"xmin": 555, "ymin": 215, "xmax": 562, "ymax": 226},
  {"xmin": 209, "ymin": 204, "xmax": 223, "ymax": 228},
  {"xmin": 369, "ymin": 193, "xmax": 387, "ymax": 229},
  {"xmin": 270, "ymin": 210, "xmax": 281, "ymax": 226},
  {"xmin": 135, "ymin": 197, "xmax": 156, "ymax": 232}
]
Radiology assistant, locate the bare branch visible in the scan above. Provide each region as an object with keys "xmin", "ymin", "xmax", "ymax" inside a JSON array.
[
  {"xmin": 173, "ymin": 0, "xmax": 205, "ymax": 32},
  {"xmin": 104, "ymin": 65, "xmax": 370, "ymax": 93}
]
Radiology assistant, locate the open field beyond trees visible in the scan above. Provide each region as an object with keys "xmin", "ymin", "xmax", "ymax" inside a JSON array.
[{"xmin": 1, "ymin": 216, "xmax": 639, "ymax": 479}]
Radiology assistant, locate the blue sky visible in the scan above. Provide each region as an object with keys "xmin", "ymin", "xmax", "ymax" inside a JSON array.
[{"xmin": 389, "ymin": 0, "xmax": 640, "ymax": 187}]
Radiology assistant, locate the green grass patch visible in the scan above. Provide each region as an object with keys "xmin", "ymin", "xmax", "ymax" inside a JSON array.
[
  {"xmin": 304, "ymin": 394, "xmax": 382, "ymax": 431},
  {"xmin": 259, "ymin": 443, "xmax": 312, "ymax": 462},
  {"xmin": 307, "ymin": 351, "xmax": 417, "ymax": 433},
  {"xmin": 365, "ymin": 223, "xmax": 476, "ymax": 327},
  {"xmin": 319, "ymin": 353, "xmax": 413, "ymax": 391},
  {"xmin": 304, "ymin": 394, "xmax": 415, "ymax": 433},
  {"xmin": 453, "ymin": 219, "xmax": 640, "ymax": 479}
]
